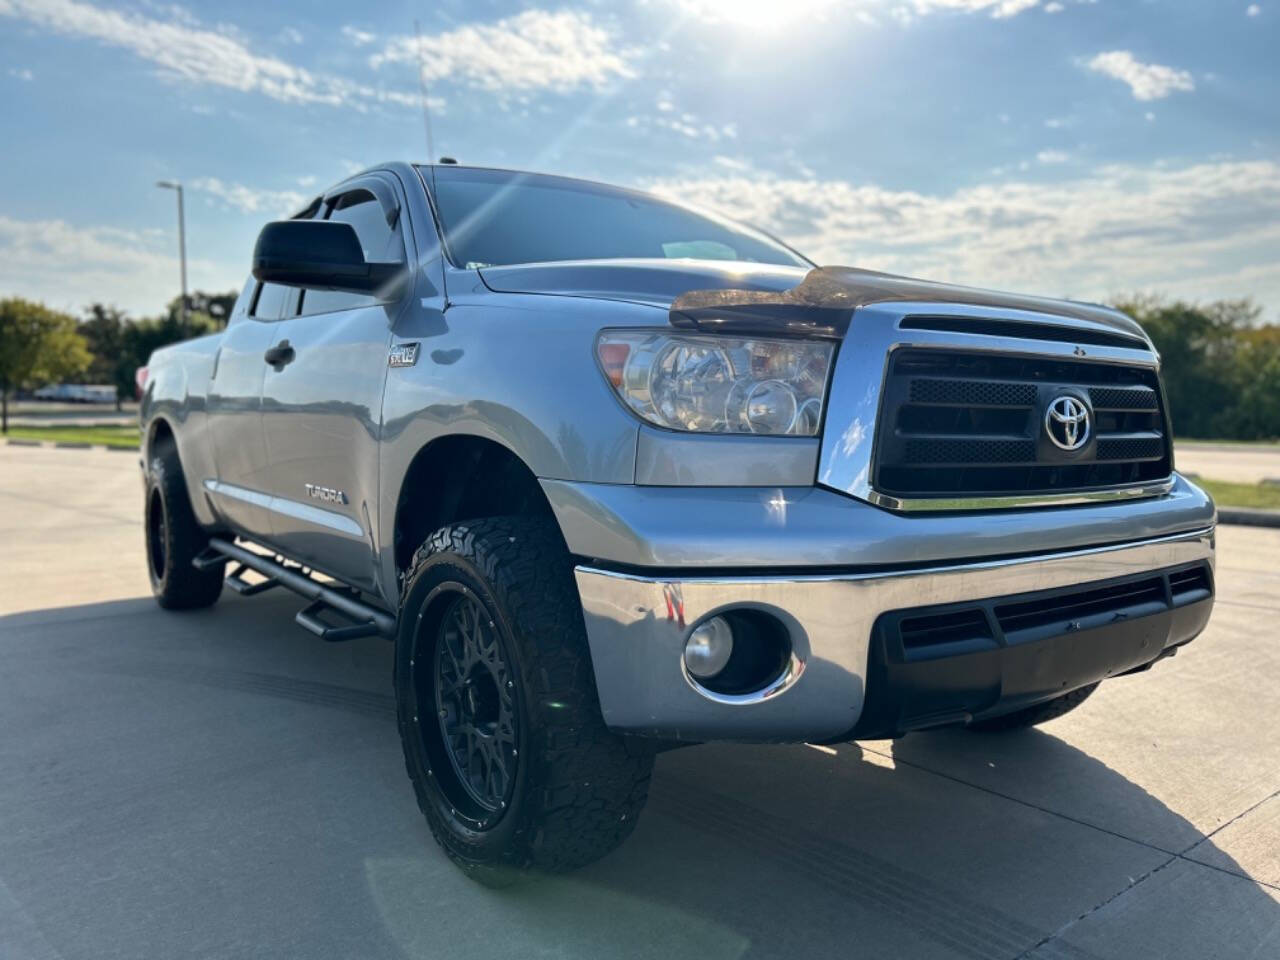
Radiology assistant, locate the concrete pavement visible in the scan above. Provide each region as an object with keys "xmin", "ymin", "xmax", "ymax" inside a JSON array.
[
  {"xmin": 1, "ymin": 444, "xmax": 1277, "ymax": 960},
  {"xmin": 1176, "ymin": 441, "xmax": 1280, "ymax": 485}
]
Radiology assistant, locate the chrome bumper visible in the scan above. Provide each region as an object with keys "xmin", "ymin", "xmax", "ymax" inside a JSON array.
[{"xmin": 575, "ymin": 526, "xmax": 1214, "ymax": 742}]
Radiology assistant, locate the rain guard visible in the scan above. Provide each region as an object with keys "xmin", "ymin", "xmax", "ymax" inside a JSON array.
[{"xmin": 668, "ymin": 266, "xmax": 1143, "ymax": 340}]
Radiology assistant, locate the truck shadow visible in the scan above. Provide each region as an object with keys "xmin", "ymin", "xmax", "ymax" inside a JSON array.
[{"xmin": 1, "ymin": 593, "xmax": 1276, "ymax": 960}]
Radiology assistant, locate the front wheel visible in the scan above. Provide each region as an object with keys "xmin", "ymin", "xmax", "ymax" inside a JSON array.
[{"xmin": 394, "ymin": 517, "xmax": 653, "ymax": 883}]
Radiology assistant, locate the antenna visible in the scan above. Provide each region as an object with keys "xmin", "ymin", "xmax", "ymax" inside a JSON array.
[{"xmin": 413, "ymin": 19, "xmax": 435, "ymax": 161}]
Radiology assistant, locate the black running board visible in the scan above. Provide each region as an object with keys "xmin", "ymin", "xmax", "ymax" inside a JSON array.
[{"xmin": 197, "ymin": 537, "xmax": 397, "ymax": 641}]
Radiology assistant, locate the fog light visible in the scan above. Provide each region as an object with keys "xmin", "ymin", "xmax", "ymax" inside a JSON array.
[{"xmin": 684, "ymin": 616, "xmax": 734, "ymax": 679}]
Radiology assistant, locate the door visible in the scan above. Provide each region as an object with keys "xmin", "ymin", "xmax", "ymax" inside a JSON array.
[
  {"xmin": 205, "ymin": 277, "xmax": 295, "ymax": 539},
  {"xmin": 258, "ymin": 177, "xmax": 408, "ymax": 590}
]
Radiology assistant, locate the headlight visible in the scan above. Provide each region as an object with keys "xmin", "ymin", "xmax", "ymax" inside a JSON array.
[{"xmin": 597, "ymin": 331, "xmax": 834, "ymax": 436}]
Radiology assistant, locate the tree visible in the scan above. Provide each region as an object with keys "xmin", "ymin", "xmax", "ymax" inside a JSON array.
[
  {"xmin": 80, "ymin": 303, "xmax": 132, "ymax": 410},
  {"xmin": 164, "ymin": 290, "xmax": 239, "ymax": 331},
  {"xmin": 188, "ymin": 290, "xmax": 238, "ymax": 329},
  {"xmin": 1227, "ymin": 325, "xmax": 1280, "ymax": 440},
  {"xmin": 0, "ymin": 297, "xmax": 92, "ymax": 432},
  {"xmin": 122, "ymin": 311, "xmax": 220, "ymax": 380},
  {"xmin": 78, "ymin": 300, "xmax": 229, "ymax": 413},
  {"xmin": 1112, "ymin": 295, "xmax": 1262, "ymax": 439}
]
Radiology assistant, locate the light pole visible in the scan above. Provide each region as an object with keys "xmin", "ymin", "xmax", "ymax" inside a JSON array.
[{"xmin": 155, "ymin": 180, "xmax": 188, "ymax": 336}]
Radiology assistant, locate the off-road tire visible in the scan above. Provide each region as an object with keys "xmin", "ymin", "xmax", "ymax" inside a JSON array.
[
  {"xmin": 144, "ymin": 447, "xmax": 224, "ymax": 609},
  {"xmin": 394, "ymin": 516, "xmax": 653, "ymax": 884},
  {"xmin": 968, "ymin": 682, "xmax": 1099, "ymax": 732}
]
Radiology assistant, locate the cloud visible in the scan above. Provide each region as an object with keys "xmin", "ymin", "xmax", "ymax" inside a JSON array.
[
  {"xmin": 893, "ymin": 0, "xmax": 1044, "ymax": 20},
  {"xmin": 0, "ymin": 215, "xmax": 229, "ymax": 316},
  {"xmin": 8, "ymin": 66, "xmax": 34, "ymax": 81},
  {"xmin": 370, "ymin": 10, "xmax": 634, "ymax": 92},
  {"xmin": 663, "ymin": 0, "xmax": 854, "ymax": 27},
  {"xmin": 1036, "ymin": 149, "xmax": 1070, "ymax": 164},
  {"xmin": 625, "ymin": 105, "xmax": 738, "ymax": 142},
  {"xmin": 341, "ymin": 25, "xmax": 376, "ymax": 47},
  {"xmin": 189, "ymin": 178, "xmax": 308, "ymax": 216},
  {"xmin": 1247, "ymin": 4, "xmax": 1261, "ymax": 15},
  {"xmin": 644, "ymin": 160, "xmax": 1280, "ymax": 315},
  {"xmin": 667, "ymin": 0, "xmax": 1098, "ymax": 25},
  {"xmin": 1086, "ymin": 50, "xmax": 1195, "ymax": 101},
  {"xmin": 0, "ymin": 0, "xmax": 423, "ymax": 110}
]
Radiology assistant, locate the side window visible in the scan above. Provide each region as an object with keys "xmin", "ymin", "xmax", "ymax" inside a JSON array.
[
  {"xmin": 301, "ymin": 187, "xmax": 405, "ymax": 316},
  {"xmin": 250, "ymin": 281, "xmax": 292, "ymax": 320}
]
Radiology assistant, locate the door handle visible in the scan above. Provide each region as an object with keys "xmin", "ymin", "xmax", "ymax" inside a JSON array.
[{"xmin": 264, "ymin": 339, "xmax": 295, "ymax": 370}]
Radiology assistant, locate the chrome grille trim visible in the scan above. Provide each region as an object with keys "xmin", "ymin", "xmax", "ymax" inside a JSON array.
[{"xmin": 816, "ymin": 301, "xmax": 1173, "ymax": 511}]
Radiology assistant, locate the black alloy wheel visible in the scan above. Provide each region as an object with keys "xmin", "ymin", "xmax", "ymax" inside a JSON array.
[
  {"xmin": 417, "ymin": 586, "xmax": 520, "ymax": 826},
  {"xmin": 147, "ymin": 488, "xmax": 168, "ymax": 582}
]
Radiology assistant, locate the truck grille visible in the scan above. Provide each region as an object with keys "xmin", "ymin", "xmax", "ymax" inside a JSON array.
[{"xmin": 874, "ymin": 348, "xmax": 1172, "ymax": 499}]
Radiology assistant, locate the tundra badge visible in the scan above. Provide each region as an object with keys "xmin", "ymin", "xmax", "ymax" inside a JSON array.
[
  {"xmin": 389, "ymin": 343, "xmax": 420, "ymax": 368},
  {"xmin": 304, "ymin": 483, "xmax": 348, "ymax": 505}
]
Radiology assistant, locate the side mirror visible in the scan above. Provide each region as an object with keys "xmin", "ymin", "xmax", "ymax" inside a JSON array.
[{"xmin": 252, "ymin": 220, "xmax": 405, "ymax": 295}]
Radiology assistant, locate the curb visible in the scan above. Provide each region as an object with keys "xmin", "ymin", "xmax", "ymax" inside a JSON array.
[
  {"xmin": 1218, "ymin": 508, "xmax": 1280, "ymax": 529},
  {"xmin": 6, "ymin": 438, "xmax": 138, "ymax": 453}
]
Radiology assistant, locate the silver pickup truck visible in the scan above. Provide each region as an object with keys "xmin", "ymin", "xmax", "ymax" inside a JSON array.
[{"xmin": 139, "ymin": 161, "xmax": 1216, "ymax": 882}]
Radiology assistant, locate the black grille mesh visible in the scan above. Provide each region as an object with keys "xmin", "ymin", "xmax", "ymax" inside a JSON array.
[
  {"xmin": 1097, "ymin": 437, "xmax": 1165, "ymax": 461},
  {"xmin": 1090, "ymin": 387, "xmax": 1159, "ymax": 411},
  {"xmin": 874, "ymin": 348, "xmax": 1172, "ymax": 498},
  {"xmin": 909, "ymin": 378, "xmax": 1038, "ymax": 407},
  {"xmin": 903, "ymin": 438, "xmax": 1036, "ymax": 465}
]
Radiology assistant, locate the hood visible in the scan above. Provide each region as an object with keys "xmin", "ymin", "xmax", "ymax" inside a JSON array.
[
  {"xmin": 477, "ymin": 259, "xmax": 1147, "ymax": 345},
  {"xmin": 476, "ymin": 259, "xmax": 810, "ymax": 309}
]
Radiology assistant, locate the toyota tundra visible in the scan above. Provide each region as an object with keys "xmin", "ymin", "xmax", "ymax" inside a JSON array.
[{"xmin": 138, "ymin": 162, "xmax": 1216, "ymax": 882}]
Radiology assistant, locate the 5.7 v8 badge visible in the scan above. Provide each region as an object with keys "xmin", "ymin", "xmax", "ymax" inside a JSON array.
[{"xmin": 389, "ymin": 342, "xmax": 420, "ymax": 368}]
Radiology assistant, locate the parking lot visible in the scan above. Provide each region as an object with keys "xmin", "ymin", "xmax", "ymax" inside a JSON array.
[{"xmin": 1, "ymin": 443, "xmax": 1277, "ymax": 960}]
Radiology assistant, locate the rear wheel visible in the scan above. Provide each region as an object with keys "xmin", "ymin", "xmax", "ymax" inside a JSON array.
[
  {"xmin": 394, "ymin": 516, "xmax": 653, "ymax": 884},
  {"xmin": 144, "ymin": 446, "xmax": 224, "ymax": 609},
  {"xmin": 967, "ymin": 683, "xmax": 1099, "ymax": 732}
]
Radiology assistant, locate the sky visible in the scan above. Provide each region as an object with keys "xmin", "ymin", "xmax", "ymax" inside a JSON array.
[{"xmin": 1, "ymin": 0, "xmax": 1277, "ymax": 320}]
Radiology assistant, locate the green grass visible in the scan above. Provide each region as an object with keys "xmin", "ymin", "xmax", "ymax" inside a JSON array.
[
  {"xmin": 1194, "ymin": 477, "xmax": 1280, "ymax": 511},
  {"xmin": 4, "ymin": 425, "xmax": 140, "ymax": 449}
]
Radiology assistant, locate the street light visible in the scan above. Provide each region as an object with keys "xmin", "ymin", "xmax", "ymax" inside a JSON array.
[{"xmin": 155, "ymin": 180, "xmax": 188, "ymax": 336}]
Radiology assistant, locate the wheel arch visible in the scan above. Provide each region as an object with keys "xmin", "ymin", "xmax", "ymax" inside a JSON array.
[
  {"xmin": 390, "ymin": 433, "xmax": 561, "ymax": 576},
  {"xmin": 145, "ymin": 415, "xmax": 178, "ymax": 464}
]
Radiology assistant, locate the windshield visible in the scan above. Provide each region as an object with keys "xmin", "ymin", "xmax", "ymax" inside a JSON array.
[{"xmin": 423, "ymin": 166, "xmax": 809, "ymax": 270}]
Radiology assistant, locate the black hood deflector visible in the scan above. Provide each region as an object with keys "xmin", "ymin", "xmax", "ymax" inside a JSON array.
[{"xmin": 669, "ymin": 266, "xmax": 1141, "ymax": 340}]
